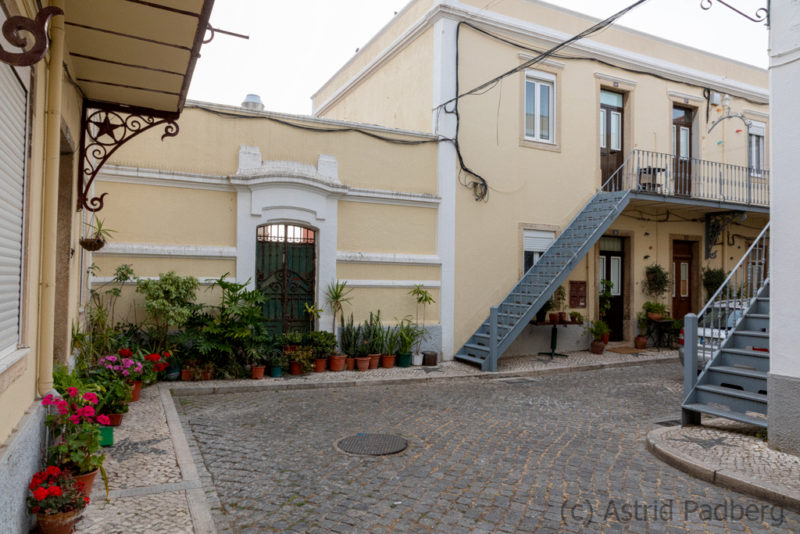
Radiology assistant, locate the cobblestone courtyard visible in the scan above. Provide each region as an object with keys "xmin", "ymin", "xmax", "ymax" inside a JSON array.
[{"xmin": 177, "ymin": 364, "xmax": 800, "ymax": 533}]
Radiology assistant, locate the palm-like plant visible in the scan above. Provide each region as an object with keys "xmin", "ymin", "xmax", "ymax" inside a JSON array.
[{"xmin": 325, "ymin": 280, "xmax": 352, "ymax": 334}]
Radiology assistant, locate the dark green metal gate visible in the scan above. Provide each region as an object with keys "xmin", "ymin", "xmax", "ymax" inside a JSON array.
[{"xmin": 256, "ymin": 224, "xmax": 316, "ymax": 334}]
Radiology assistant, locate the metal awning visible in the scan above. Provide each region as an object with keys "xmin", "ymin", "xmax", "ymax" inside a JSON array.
[{"xmin": 64, "ymin": 0, "xmax": 214, "ymax": 116}]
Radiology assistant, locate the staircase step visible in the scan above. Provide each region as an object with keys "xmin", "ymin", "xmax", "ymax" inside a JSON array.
[
  {"xmin": 462, "ymin": 343, "xmax": 490, "ymax": 354},
  {"xmin": 454, "ymin": 353, "xmax": 488, "ymax": 368},
  {"xmin": 717, "ymin": 348, "xmax": 770, "ymax": 372},
  {"xmin": 753, "ymin": 297, "xmax": 770, "ymax": 314},
  {"xmin": 681, "ymin": 403, "xmax": 767, "ymax": 428},
  {"xmin": 705, "ymin": 366, "xmax": 767, "ymax": 394},
  {"xmin": 695, "ymin": 384, "xmax": 767, "ymax": 415},
  {"xmin": 729, "ymin": 330, "xmax": 769, "ymax": 350},
  {"xmin": 739, "ymin": 315, "xmax": 769, "ymax": 332}
]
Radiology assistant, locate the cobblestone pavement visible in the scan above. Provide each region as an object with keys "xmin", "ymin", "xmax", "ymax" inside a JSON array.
[{"xmin": 178, "ymin": 363, "xmax": 800, "ymax": 533}]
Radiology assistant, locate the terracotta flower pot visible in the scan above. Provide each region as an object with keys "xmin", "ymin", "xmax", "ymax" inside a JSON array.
[
  {"xmin": 381, "ymin": 354, "xmax": 395, "ymax": 368},
  {"xmin": 647, "ymin": 312, "xmax": 663, "ymax": 321},
  {"xmin": 345, "ymin": 357, "xmax": 355, "ymax": 371},
  {"xmin": 251, "ymin": 365, "xmax": 265, "ymax": 379},
  {"xmin": 36, "ymin": 509, "xmax": 81, "ymax": 534},
  {"xmin": 549, "ymin": 312, "xmax": 560, "ymax": 324},
  {"xmin": 368, "ymin": 354, "xmax": 380, "ymax": 369},
  {"xmin": 590, "ymin": 340, "xmax": 605, "ymax": 354},
  {"xmin": 601, "ymin": 332, "xmax": 611, "ymax": 344},
  {"xmin": 634, "ymin": 335, "xmax": 648, "ymax": 350},
  {"xmin": 201, "ymin": 369, "xmax": 213, "ymax": 380},
  {"xmin": 289, "ymin": 361, "xmax": 303, "ymax": 375},
  {"xmin": 129, "ymin": 380, "xmax": 143, "ymax": 402},
  {"xmin": 313, "ymin": 358, "xmax": 327, "ymax": 373},
  {"xmin": 107, "ymin": 413, "xmax": 123, "ymax": 427},
  {"xmin": 73, "ymin": 469, "xmax": 99, "ymax": 499},
  {"xmin": 559, "ymin": 312, "xmax": 568, "ymax": 323},
  {"xmin": 355, "ymin": 356, "xmax": 370, "ymax": 371},
  {"xmin": 181, "ymin": 368, "xmax": 194, "ymax": 381},
  {"xmin": 329, "ymin": 354, "xmax": 346, "ymax": 372}
]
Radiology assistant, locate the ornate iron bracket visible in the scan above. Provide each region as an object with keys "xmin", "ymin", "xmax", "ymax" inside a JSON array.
[
  {"xmin": 78, "ymin": 101, "xmax": 179, "ymax": 212},
  {"xmin": 705, "ymin": 211, "xmax": 746, "ymax": 259},
  {"xmin": 700, "ymin": 1, "xmax": 769, "ymax": 25},
  {"xmin": 0, "ymin": 6, "xmax": 62, "ymax": 67}
]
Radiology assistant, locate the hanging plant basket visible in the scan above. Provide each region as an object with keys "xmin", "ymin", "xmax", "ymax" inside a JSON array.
[{"xmin": 79, "ymin": 237, "xmax": 105, "ymax": 251}]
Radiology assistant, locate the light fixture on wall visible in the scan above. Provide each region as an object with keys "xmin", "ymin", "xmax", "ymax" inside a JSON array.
[
  {"xmin": 644, "ymin": 231, "xmax": 650, "ymax": 236},
  {"xmin": 643, "ymin": 255, "xmax": 650, "ymax": 260}
]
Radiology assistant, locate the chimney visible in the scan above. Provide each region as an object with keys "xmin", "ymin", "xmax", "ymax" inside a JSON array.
[{"xmin": 241, "ymin": 94, "xmax": 264, "ymax": 111}]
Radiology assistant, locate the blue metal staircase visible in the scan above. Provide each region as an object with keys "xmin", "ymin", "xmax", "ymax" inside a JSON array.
[
  {"xmin": 454, "ymin": 189, "xmax": 632, "ymax": 371},
  {"xmin": 682, "ymin": 224, "xmax": 770, "ymax": 428}
]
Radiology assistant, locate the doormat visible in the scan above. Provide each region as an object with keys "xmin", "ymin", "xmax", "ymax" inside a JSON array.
[{"xmin": 607, "ymin": 346, "xmax": 642, "ymax": 354}]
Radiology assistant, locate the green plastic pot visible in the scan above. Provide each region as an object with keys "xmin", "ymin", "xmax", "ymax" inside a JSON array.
[
  {"xmin": 99, "ymin": 425, "xmax": 114, "ymax": 447},
  {"xmin": 270, "ymin": 366, "xmax": 283, "ymax": 378},
  {"xmin": 396, "ymin": 352, "xmax": 412, "ymax": 368}
]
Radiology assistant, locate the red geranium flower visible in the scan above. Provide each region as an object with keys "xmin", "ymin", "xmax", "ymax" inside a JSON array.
[
  {"xmin": 118, "ymin": 348, "xmax": 133, "ymax": 358},
  {"xmin": 45, "ymin": 465, "xmax": 61, "ymax": 477},
  {"xmin": 32, "ymin": 487, "xmax": 48, "ymax": 501},
  {"xmin": 47, "ymin": 486, "xmax": 63, "ymax": 497}
]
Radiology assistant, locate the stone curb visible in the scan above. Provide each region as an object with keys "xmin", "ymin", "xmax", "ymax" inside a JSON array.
[
  {"xmin": 646, "ymin": 426, "xmax": 800, "ymax": 513},
  {"xmin": 167, "ymin": 355, "xmax": 676, "ymax": 397}
]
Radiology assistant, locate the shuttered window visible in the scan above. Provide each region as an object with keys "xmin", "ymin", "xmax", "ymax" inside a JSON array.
[
  {"xmin": 523, "ymin": 230, "xmax": 554, "ymax": 272},
  {"xmin": 0, "ymin": 56, "xmax": 28, "ymax": 358}
]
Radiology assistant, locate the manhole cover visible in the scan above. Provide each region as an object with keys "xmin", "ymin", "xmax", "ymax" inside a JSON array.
[{"xmin": 338, "ymin": 433, "xmax": 408, "ymax": 456}]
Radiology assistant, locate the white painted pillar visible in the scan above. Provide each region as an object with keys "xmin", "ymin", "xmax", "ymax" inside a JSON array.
[
  {"xmin": 432, "ymin": 17, "xmax": 459, "ymax": 359},
  {"xmin": 768, "ymin": 1, "xmax": 800, "ymax": 455}
]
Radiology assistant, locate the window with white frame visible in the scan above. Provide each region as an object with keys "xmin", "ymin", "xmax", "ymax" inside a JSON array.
[
  {"xmin": 523, "ymin": 230, "xmax": 554, "ymax": 272},
  {"xmin": 524, "ymin": 70, "xmax": 556, "ymax": 143},
  {"xmin": 748, "ymin": 120, "xmax": 766, "ymax": 177}
]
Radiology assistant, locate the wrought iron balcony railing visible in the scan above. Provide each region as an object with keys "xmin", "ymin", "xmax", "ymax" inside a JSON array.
[{"xmin": 601, "ymin": 149, "xmax": 769, "ymax": 207}]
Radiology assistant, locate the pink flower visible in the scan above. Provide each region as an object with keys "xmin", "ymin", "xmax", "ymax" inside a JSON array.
[
  {"xmin": 82, "ymin": 392, "xmax": 98, "ymax": 405},
  {"xmin": 106, "ymin": 355, "xmax": 117, "ymax": 362},
  {"xmin": 56, "ymin": 400, "xmax": 69, "ymax": 415},
  {"xmin": 69, "ymin": 415, "xmax": 80, "ymax": 425},
  {"xmin": 96, "ymin": 414, "xmax": 110, "ymax": 425},
  {"xmin": 79, "ymin": 406, "xmax": 95, "ymax": 417},
  {"xmin": 122, "ymin": 370, "xmax": 130, "ymax": 377},
  {"xmin": 41, "ymin": 394, "xmax": 54, "ymax": 406},
  {"xmin": 66, "ymin": 387, "xmax": 78, "ymax": 397}
]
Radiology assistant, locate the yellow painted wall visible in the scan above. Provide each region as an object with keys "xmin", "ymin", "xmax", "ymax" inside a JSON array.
[
  {"xmin": 316, "ymin": 27, "xmax": 435, "ymax": 132},
  {"xmin": 338, "ymin": 202, "xmax": 437, "ymax": 254},
  {"xmin": 336, "ymin": 263, "xmax": 440, "ymax": 281},
  {"xmin": 345, "ymin": 288, "xmax": 440, "ymax": 326},
  {"xmin": 109, "ymin": 106, "xmax": 438, "ymax": 195},
  {"xmin": 96, "ymin": 182, "xmax": 236, "ymax": 246}
]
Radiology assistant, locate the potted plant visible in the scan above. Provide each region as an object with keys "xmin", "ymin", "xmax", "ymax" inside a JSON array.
[
  {"xmin": 340, "ymin": 314, "xmax": 360, "ymax": 371},
  {"xmin": 635, "ymin": 312, "xmax": 649, "ymax": 349},
  {"xmin": 249, "ymin": 348, "xmax": 267, "ymax": 379},
  {"xmin": 93, "ymin": 376, "xmax": 131, "ymax": 426},
  {"xmin": 325, "ymin": 280, "xmax": 352, "ymax": 341},
  {"xmin": 305, "ymin": 330, "xmax": 337, "ymax": 373},
  {"xmin": 552, "ymin": 285, "xmax": 567, "ymax": 323},
  {"xmin": 382, "ymin": 325, "xmax": 399, "ymax": 368},
  {"xmin": 40, "ymin": 390, "xmax": 109, "ymax": 500},
  {"xmin": 569, "ymin": 311, "xmax": 583, "ymax": 324},
  {"xmin": 642, "ymin": 264, "xmax": 671, "ymax": 298},
  {"xmin": 643, "ymin": 301, "xmax": 667, "ymax": 321},
  {"xmin": 280, "ymin": 331, "xmax": 304, "ymax": 355},
  {"xmin": 702, "ymin": 267, "xmax": 726, "ymax": 300},
  {"xmin": 114, "ymin": 348, "xmax": 145, "ymax": 401},
  {"xmin": 304, "ymin": 302, "xmax": 322, "ymax": 331},
  {"xmin": 395, "ymin": 317, "xmax": 421, "ymax": 368},
  {"xmin": 588, "ymin": 320, "xmax": 610, "ymax": 354},
  {"xmin": 289, "ymin": 346, "xmax": 314, "ymax": 375},
  {"xmin": 267, "ymin": 350, "xmax": 286, "ymax": 378},
  {"xmin": 409, "ymin": 284, "xmax": 435, "ymax": 362},
  {"xmin": 362, "ymin": 311, "xmax": 383, "ymax": 369},
  {"xmin": 79, "ymin": 217, "xmax": 115, "ymax": 252},
  {"xmin": 26, "ymin": 466, "xmax": 89, "ymax": 534}
]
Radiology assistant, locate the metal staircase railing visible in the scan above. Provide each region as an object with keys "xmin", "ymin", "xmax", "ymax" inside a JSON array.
[{"xmin": 682, "ymin": 222, "xmax": 770, "ymax": 426}]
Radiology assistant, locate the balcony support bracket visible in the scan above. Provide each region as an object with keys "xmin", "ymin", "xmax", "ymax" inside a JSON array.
[{"xmin": 78, "ymin": 101, "xmax": 179, "ymax": 212}]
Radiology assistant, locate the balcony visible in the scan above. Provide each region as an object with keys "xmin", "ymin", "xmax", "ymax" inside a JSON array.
[{"xmin": 602, "ymin": 150, "xmax": 769, "ymax": 208}]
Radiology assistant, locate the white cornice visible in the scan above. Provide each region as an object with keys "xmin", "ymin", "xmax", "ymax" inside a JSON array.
[
  {"xmin": 667, "ymin": 90, "xmax": 706, "ymax": 104},
  {"xmin": 96, "ymin": 243, "xmax": 237, "ymax": 259},
  {"xmin": 98, "ymin": 165, "xmax": 440, "ymax": 209},
  {"xmin": 594, "ymin": 72, "xmax": 637, "ymax": 87},
  {"xmin": 313, "ymin": 0, "xmax": 768, "ymax": 116},
  {"xmin": 337, "ymin": 252, "xmax": 441, "ymax": 265},
  {"xmin": 341, "ymin": 279, "xmax": 441, "ymax": 288}
]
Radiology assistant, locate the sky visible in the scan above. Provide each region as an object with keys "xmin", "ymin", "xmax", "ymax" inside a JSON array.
[{"xmin": 187, "ymin": 0, "xmax": 769, "ymax": 116}]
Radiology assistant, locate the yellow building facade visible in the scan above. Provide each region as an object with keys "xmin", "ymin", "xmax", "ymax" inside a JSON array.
[{"xmin": 0, "ymin": 1, "xmax": 212, "ymax": 529}]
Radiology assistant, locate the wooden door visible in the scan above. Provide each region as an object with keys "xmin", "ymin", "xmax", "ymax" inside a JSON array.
[
  {"xmin": 672, "ymin": 241, "xmax": 694, "ymax": 320},
  {"xmin": 673, "ymin": 106, "xmax": 693, "ymax": 196},
  {"xmin": 256, "ymin": 224, "xmax": 316, "ymax": 334},
  {"xmin": 600, "ymin": 90, "xmax": 624, "ymax": 189},
  {"xmin": 599, "ymin": 237, "xmax": 624, "ymax": 341}
]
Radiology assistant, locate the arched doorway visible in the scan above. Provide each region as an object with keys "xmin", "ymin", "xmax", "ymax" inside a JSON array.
[{"xmin": 256, "ymin": 223, "xmax": 316, "ymax": 334}]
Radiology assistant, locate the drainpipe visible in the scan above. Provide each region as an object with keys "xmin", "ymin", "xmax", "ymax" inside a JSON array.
[{"xmin": 37, "ymin": 0, "xmax": 65, "ymax": 396}]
